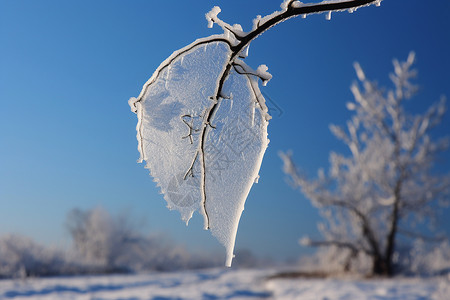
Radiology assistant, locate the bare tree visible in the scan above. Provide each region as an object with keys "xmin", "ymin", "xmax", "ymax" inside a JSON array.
[{"xmin": 281, "ymin": 53, "xmax": 450, "ymax": 276}]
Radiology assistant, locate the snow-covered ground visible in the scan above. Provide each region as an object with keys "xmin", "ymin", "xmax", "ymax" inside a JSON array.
[{"xmin": 0, "ymin": 268, "xmax": 449, "ymax": 300}]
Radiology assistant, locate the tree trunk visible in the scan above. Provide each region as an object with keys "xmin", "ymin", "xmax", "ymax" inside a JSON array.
[
  {"xmin": 383, "ymin": 180, "xmax": 402, "ymax": 276},
  {"xmin": 371, "ymin": 254, "xmax": 389, "ymax": 276}
]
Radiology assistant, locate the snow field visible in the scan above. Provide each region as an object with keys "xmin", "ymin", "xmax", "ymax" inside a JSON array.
[{"xmin": 0, "ymin": 268, "xmax": 449, "ymax": 300}]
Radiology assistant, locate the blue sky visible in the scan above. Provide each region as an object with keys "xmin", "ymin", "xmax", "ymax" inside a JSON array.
[{"xmin": 1, "ymin": 0, "xmax": 449, "ymax": 263}]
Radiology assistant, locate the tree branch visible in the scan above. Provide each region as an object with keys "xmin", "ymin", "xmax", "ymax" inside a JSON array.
[
  {"xmin": 398, "ymin": 229, "xmax": 447, "ymax": 243},
  {"xmin": 302, "ymin": 237, "xmax": 373, "ymax": 256},
  {"xmin": 330, "ymin": 199, "xmax": 382, "ymax": 258}
]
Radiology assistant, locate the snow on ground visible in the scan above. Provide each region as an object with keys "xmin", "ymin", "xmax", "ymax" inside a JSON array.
[
  {"xmin": 267, "ymin": 275, "xmax": 450, "ymax": 300},
  {"xmin": 0, "ymin": 268, "xmax": 448, "ymax": 300}
]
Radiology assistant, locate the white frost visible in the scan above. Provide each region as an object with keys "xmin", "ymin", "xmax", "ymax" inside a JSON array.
[
  {"xmin": 256, "ymin": 64, "xmax": 272, "ymax": 86},
  {"xmin": 205, "ymin": 6, "xmax": 221, "ymax": 28},
  {"xmin": 292, "ymin": 1, "xmax": 305, "ymax": 9}
]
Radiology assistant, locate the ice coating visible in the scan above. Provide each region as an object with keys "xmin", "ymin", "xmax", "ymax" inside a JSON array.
[{"xmin": 251, "ymin": 0, "xmax": 382, "ymax": 33}]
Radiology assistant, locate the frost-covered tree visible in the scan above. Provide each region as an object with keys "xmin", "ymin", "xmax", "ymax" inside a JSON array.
[
  {"xmin": 129, "ymin": 0, "xmax": 382, "ymax": 266},
  {"xmin": 281, "ymin": 53, "xmax": 450, "ymax": 276},
  {"xmin": 66, "ymin": 207, "xmax": 138, "ymax": 271},
  {"xmin": 66, "ymin": 207, "xmax": 218, "ymax": 272}
]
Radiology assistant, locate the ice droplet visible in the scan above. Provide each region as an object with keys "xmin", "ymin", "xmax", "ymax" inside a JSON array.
[{"xmin": 240, "ymin": 45, "xmax": 250, "ymax": 58}]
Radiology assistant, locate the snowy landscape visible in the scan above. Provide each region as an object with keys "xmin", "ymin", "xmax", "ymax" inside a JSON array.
[
  {"xmin": 2, "ymin": 0, "xmax": 450, "ymax": 299},
  {"xmin": 1, "ymin": 268, "xmax": 449, "ymax": 300}
]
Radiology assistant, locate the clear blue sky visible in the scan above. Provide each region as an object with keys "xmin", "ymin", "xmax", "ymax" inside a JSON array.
[{"xmin": 1, "ymin": 0, "xmax": 449, "ymax": 263}]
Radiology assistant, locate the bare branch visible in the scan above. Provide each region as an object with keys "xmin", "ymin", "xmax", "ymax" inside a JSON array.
[
  {"xmin": 398, "ymin": 229, "xmax": 447, "ymax": 243},
  {"xmin": 301, "ymin": 237, "xmax": 373, "ymax": 256}
]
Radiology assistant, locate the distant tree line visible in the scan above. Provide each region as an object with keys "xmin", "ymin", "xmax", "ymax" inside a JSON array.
[{"xmin": 0, "ymin": 207, "xmax": 222, "ymax": 279}]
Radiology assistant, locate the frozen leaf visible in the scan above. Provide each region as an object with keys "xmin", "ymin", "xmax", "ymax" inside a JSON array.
[{"xmin": 130, "ymin": 38, "xmax": 269, "ymax": 266}]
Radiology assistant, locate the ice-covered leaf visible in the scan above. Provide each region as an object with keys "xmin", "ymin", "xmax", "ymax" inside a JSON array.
[{"xmin": 129, "ymin": 38, "xmax": 269, "ymax": 266}]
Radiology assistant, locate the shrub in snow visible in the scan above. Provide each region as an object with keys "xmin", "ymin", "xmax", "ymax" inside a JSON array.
[
  {"xmin": 401, "ymin": 240, "xmax": 450, "ymax": 276},
  {"xmin": 0, "ymin": 235, "xmax": 69, "ymax": 278}
]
